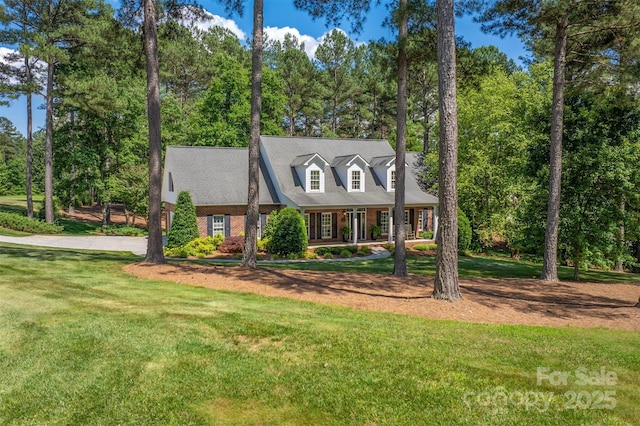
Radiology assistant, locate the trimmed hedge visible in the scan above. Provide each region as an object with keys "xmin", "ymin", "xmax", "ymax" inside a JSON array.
[
  {"xmin": 0, "ymin": 211, "xmax": 63, "ymax": 234},
  {"xmin": 265, "ymin": 208, "xmax": 308, "ymax": 256}
]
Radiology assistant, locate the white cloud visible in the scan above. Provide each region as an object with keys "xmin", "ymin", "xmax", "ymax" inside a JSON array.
[
  {"xmin": 264, "ymin": 26, "xmax": 324, "ymax": 58},
  {"xmin": 186, "ymin": 11, "xmax": 246, "ymax": 41}
]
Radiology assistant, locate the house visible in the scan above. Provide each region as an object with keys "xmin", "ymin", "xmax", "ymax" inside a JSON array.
[{"xmin": 162, "ymin": 136, "xmax": 439, "ymax": 244}]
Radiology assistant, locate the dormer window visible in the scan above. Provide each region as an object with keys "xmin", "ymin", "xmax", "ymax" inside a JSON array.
[
  {"xmin": 390, "ymin": 170, "xmax": 396, "ymax": 190},
  {"xmin": 310, "ymin": 170, "xmax": 320, "ymax": 190},
  {"xmin": 351, "ymin": 170, "xmax": 361, "ymax": 191},
  {"xmin": 332, "ymin": 154, "xmax": 369, "ymax": 193},
  {"xmin": 291, "ymin": 153, "xmax": 329, "ymax": 193}
]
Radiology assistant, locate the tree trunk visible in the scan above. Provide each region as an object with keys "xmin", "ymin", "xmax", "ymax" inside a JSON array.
[
  {"xmin": 25, "ymin": 83, "xmax": 33, "ymax": 219},
  {"xmin": 433, "ymin": 0, "xmax": 461, "ymax": 301},
  {"xmin": 44, "ymin": 60, "xmax": 55, "ymax": 223},
  {"xmin": 243, "ymin": 0, "xmax": 263, "ymax": 269},
  {"xmin": 143, "ymin": 0, "xmax": 165, "ymax": 264},
  {"xmin": 615, "ymin": 200, "xmax": 625, "ymax": 272},
  {"xmin": 541, "ymin": 15, "xmax": 568, "ymax": 282},
  {"xmin": 393, "ymin": 0, "xmax": 408, "ymax": 277}
]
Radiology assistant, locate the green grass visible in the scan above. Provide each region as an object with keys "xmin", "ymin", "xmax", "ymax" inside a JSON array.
[
  {"xmin": 0, "ymin": 243, "xmax": 639, "ymax": 425},
  {"xmin": 260, "ymin": 253, "xmax": 640, "ymax": 284}
]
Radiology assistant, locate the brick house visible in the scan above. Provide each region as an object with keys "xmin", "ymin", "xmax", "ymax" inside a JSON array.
[{"xmin": 162, "ymin": 136, "xmax": 439, "ymax": 244}]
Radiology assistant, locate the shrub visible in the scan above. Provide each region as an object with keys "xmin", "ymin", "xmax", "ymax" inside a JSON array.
[
  {"xmin": 166, "ymin": 191, "xmax": 199, "ymax": 249},
  {"xmin": 0, "ymin": 211, "xmax": 63, "ymax": 234},
  {"xmin": 358, "ymin": 245, "xmax": 372, "ymax": 255},
  {"xmin": 265, "ymin": 207, "xmax": 308, "ymax": 256},
  {"xmin": 419, "ymin": 230, "xmax": 434, "ymax": 239},
  {"xmin": 413, "ymin": 243, "xmax": 438, "ymax": 251},
  {"xmin": 262, "ymin": 210, "xmax": 280, "ymax": 240},
  {"xmin": 303, "ymin": 251, "xmax": 318, "ymax": 259},
  {"xmin": 257, "ymin": 238, "xmax": 269, "ymax": 252},
  {"xmin": 458, "ymin": 209, "xmax": 472, "ymax": 252},
  {"xmin": 324, "ymin": 252, "xmax": 333, "ymax": 259},
  {"xmin": 185, "ymin": 236, "xmax": 222, "ymax": 256},
  {"xmin": 339, "ymin": 249, "xmax": 352, "ymax": 258},
  {"xmin": 218, "ymin": 235, "xmax": 244, "ymax": 253},
  {"xmin": 314, "ymin": 246, "xmax": 357, "ymax": 256}
]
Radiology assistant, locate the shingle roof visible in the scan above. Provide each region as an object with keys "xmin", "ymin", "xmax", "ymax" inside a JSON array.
[
  {"xmin": 330, "ymin": 154, "xmax": 369, "ymax": 167},
  {"xmin": 260, "ymin": 136, "xmax": 438, "ymax": 208},
  {"xmin": 369, "ymin": 155, "xmax": 396, "ymax": 167},
  {"xmin": 290, "ymin": 153, "xmax": 329, "ymax": 167},
  {"xmin": 162, "ymin": 146, "xmax": 280, "ymax": 206}
]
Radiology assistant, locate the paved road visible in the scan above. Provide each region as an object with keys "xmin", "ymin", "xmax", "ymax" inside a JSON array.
[{"xmin": 0, "ymin": 235, "xmax": 148, "ymax": 256}]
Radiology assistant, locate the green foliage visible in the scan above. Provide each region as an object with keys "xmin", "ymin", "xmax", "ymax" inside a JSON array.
[
  {"xmin": 101, "ymin": 225, "xmax": 147, "ymax": 237},
  {"xmin": 166, "ymin": 191, "xmax": 199, "ymax": 249},
  {"xmin": 265, "ymin": 207, "xmax": 308, "ymax": 256},
  {"xmin": 458, "ymin": 209, "xmax": 472, "ymax": 252},
  {"xmin": 419, "ymin": 230, "xmax": 434, "ymax": 239},
  {"xmin": 339, "ymin": 249, "xmax": 352, "ymax": 258},
  {"xmin": 314, "ymin": 245, "xmax": 358, "ymax": 257},
  {"xmin": 412, "ymin": 243, "xmax": 437, "ymax": 251},
  {"xmin": 358, "ymin": 245, "xmax": 372, "ymax": 255},
  {"xmin": 0, "ymin": 211, "xmax": 63, "ymax": 234},
  {"xmin": 164, "ymin": 235, "xmax": 224, "ymax": 258}
]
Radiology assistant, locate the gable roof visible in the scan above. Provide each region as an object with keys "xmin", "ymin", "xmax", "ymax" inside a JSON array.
[
  {"xmin": 290, "ymin": 153, "xmax": 329, "ymax": 167},
  {"xmin": 260, "ymin": 136, "xmax": 438, "ymax": 208},
  {"xmin": 369, "ymin": 155, "xmax": 396, "ymax": 167},
  {"xmin": 162, "ymin": 146, "xmax": 280, "ymax": 206},
  {"xmin": 330, "ymin": 154, "xmax": 370, "ymax": 168}
]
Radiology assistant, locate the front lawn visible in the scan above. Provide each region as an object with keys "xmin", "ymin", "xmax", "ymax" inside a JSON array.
[
  {"xmin": 0, "ymin": 244, "xmax": 638, "ymax": 425},
  {"xmin": 265, "ymin": 251, "xmax": 640, "ymax": 284}
]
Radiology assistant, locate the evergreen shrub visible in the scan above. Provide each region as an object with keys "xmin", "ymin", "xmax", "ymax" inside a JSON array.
[{"xmin": 166, "ymin": 191, "xmax": 199, "ymax": 249}]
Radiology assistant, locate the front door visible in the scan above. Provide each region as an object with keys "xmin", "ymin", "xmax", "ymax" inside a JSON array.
[{"xmin": 346, "ymin": 209, "xmax": 366, "ymax": 240}]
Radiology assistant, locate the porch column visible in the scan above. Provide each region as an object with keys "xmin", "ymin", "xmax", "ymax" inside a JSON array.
[
  {"xmin": 388, "ymin": 207, "xmax": 393, "ymax": 243},
  {"xmin": 352, "ymin": 208, "xmax": 358, "ymax": 246},
  {"xmin": 433, "ymin": 206, "xmax": 439, "ymax": 241}
]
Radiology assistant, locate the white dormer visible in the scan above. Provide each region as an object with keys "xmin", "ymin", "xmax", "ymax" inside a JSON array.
[
  {"xmin": 370, "ymin": 155, "xmax": 397, "ymax": 191},
  {"xmin": 291, "ymin": 153, "xmax": 329, "ymax": 193},
  {"xmin": 331, "ymin": 154, "xmax": 369, "ymax": 193}
]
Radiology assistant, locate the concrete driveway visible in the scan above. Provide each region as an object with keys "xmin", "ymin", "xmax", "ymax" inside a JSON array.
[{"xmin": 0, "ymin": 235, "xmax": 148, "ymax": 256}]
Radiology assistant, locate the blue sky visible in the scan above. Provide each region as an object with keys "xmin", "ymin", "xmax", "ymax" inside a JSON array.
[{"xmin": 1, "ymin": 1, "xmax": 526, "ymax": 137}]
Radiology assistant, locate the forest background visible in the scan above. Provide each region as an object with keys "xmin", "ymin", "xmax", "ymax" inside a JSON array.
[{"xmin": 0, "ymin": 0, "xmax": 639, "ymax": 276}]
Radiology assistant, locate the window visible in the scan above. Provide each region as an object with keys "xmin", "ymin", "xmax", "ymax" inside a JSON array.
[
  {"xmin": 380, "ymin": 211, "xmax": 389, "ymax": 234},
  {"xmin": 321, "ymin": 213, "xmax": 332, "ymax": 239},
  {"xmin": 418, "ymin": 209, "xmax": 424, "ymax": 231},
  {"xmin": 390, "ymin": 170, "xmax": 396, "ymax": 190},
  {"xmin": 212, "ymin": 215, "xmax": 224, "ymax": 236},
  {"xmin": 404, "ymin": 210, "xmax": 410, "ymax": 225},
  {"xmin": 351, "ymin": 170, "xmax": 361, "ymax": 190},
  {"xmin": 310, "ymin": 170, "xmax": 320, "ymax": 191}
]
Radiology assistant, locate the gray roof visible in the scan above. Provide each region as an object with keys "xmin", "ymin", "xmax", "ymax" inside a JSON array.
[
  {"xmin": 330, "ymin": 154, "xmax": 369, "ymax": 167},
  {"xmin": 260, "ymin": 136, "xmax": 438, "ymax": 208},
  {"xmin": 290, "ymin": 153, "xmax": 329, "ymax": 167},
  {"xmin": 162, "ymin": 146, "xmax": 280, "ymax": 206},
  {"xmin": 369, "ymin": 155, "xmax": 395, "ymax": 167}
]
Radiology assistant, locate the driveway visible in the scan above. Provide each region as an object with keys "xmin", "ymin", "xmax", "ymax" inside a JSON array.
[{"xmin": 0, "ymin": 235, "xmax": 148, "ymax": 256}]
